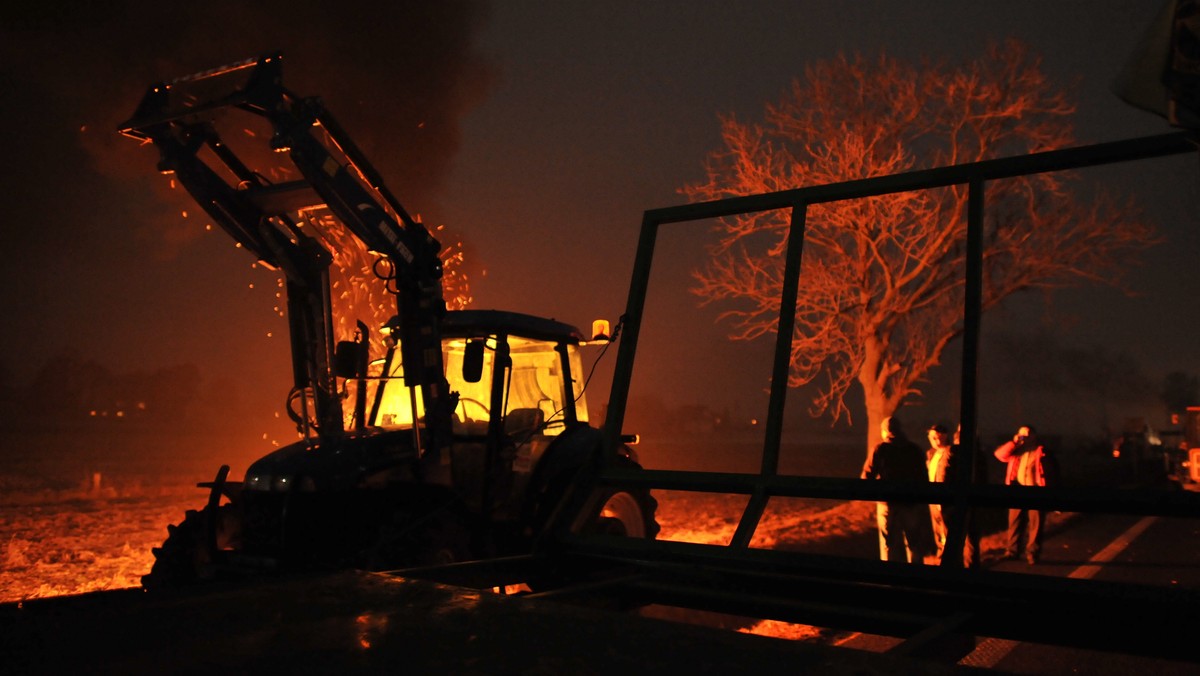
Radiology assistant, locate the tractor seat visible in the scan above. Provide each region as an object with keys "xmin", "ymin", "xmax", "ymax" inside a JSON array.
[{"xmin": 505, "ymin": 408, "xmax": 544, "ymax": 438}]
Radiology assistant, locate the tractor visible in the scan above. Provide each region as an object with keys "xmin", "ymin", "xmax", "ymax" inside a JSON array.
[{"xmin": 118, "ymin": 54, "xmax": 657, "ymax": 587}]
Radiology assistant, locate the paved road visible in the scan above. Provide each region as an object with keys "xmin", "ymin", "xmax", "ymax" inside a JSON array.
[
  {"xmin": 835, "ymin": 509, "xmax": 1200, "ymax": 673},
  {"xmin": 971, "ymin": 511, "xmax": 1199, "ymax": 674}
]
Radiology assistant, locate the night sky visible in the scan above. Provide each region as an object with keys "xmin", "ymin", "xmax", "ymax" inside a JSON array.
[{"xmin": 1, "ymin": 1, "xmax": 1196, "ymax": 456}]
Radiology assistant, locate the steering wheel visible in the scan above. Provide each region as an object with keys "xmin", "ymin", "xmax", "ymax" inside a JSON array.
[{"xmin": 457, "ymin": 397, "xmax": 490, "ymax": 421}]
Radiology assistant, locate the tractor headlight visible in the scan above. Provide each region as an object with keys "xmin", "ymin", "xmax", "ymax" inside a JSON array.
[
  {"xmin": 244, "ymin": 473, "xmax": 270, "ymax": 491},
  {"xmin": 243, "ymin": 473, "xmax": 297, "ymax": 491}
]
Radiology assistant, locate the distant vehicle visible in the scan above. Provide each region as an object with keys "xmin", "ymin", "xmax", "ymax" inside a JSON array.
[
  {"xmin": 1112, "ymin": 416, "xmax": 1167, "ymax": 485},
  {"xmin": 118, "ymin": 54, "xmax": 658, "ymax": 588},
  {"xmin": 1162, "ymin": 407, "xmax": 1200, "ymax": 491}
]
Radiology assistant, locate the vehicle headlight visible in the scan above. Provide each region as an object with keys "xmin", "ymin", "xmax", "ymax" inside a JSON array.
[
  {"xmin": 244, "ymin": 473, "xmax": 270, "ymax": 491},
  {"xmin": 243, "ymin": 473, "xmax": 297, "ymax": 491}
]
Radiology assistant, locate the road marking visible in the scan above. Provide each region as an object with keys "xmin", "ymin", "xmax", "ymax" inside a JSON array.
[
  {"xmin": 958, "ymin": 515, "xmax": 1159, "ymax": 668},
  {"xmin": 1068, "ymin": 515, "xmax": 1158, "ymax": 580},
  {"xmin": 958, "ymin": 637, "xmax": 1021, "ymax": 668}
]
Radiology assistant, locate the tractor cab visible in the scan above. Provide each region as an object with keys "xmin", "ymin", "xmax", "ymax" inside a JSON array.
[
  {"xmin": 370, "ymin": 310, "xmax": 591, "ymax": 437},
  {"xmin": 366, "ymin": 310, "xmax": 599, "ymax": 517}
]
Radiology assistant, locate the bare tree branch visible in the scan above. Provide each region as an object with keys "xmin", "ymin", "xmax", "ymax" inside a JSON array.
[{"xmin": 683, "ymin": 41, "xmax": 1155, "ymax": 453}]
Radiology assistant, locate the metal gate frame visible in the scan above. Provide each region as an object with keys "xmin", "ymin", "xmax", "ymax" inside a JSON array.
[{"xmin": 415, "ymin": 131, "xmax": 1200, "ymax": 664}]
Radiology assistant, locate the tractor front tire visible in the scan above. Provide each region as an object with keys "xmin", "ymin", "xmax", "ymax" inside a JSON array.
[
  {"xmin": 364, "ymin": 506, "xmax": 472, "ymax": 571},
  {"xmin": 141, "ymin": 504, "xmax": 239, "ymax": 590}
]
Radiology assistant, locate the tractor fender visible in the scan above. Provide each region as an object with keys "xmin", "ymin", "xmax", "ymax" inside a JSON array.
[{"xmin": 521, "ymin": 424, "xmax": 637, "ymax": 536}]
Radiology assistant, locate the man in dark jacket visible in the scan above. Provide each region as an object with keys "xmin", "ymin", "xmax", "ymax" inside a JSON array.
[
  {"xmin": 862, "ymin": 416, "xmax": 933, "ymax": 563},
  {"xmin": 994, "ymin": 424, "xmax": 1057, "ymax": 564}
]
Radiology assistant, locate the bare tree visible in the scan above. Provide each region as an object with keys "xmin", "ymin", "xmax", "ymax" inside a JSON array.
[{"xmin": 684, "ymin": 41, "xmax": 1155, "ymax": 454}]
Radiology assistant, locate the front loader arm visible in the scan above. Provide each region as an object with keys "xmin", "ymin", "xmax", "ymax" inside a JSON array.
[
  {"xmin": 274, "ymin": 96, "xmax": 456, "ymax": 458},
  {"xmin": 119, "ymin": 60, "xmax": 347, "ymax": 439},
  {"xmin": 118, "ymin": 53, "xmax": 455, "ymax": 454}
]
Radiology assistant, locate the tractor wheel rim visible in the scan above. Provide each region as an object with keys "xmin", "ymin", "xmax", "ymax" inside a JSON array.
[{"xmin": 598, "ymin": 492, "xmax": 645, "ymax": 538}]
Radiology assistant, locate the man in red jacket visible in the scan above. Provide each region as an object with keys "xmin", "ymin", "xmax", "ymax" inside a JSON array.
[{"xmin": 994, "ymin": 425, "xmax": 1056, "ymax": 564}]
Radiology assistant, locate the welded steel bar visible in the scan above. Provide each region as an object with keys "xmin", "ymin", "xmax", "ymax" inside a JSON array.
[
  {"xmin": 759, "ymin": 203, "xmax": 808, "ymax": 476},
  {"xmin": 641, "ymin": 132, "xmax": 1194, "ymax": 225},
  {"xmin": 541, "ymin": 544, "xmax": 1200, "ymax": 663},
  {"xmin": 943, "ymin": 177, "xmax": 987, "ymax": 565},
  {"xmin": 597, "ymin": 466, "xmax": 1200, "ymax": 516},
  {"xmin": 730, "ymin": 204, "xmax": 810, "ymax": 549},
  {"xmin": 601, "ymin": 211, "xmax": 660, "ymax": 455}
]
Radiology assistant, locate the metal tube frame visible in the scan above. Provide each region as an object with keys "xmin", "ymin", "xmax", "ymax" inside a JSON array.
[{"xmin": 560, "ymin": 131, "xmax": 1200, "ymax": 641}]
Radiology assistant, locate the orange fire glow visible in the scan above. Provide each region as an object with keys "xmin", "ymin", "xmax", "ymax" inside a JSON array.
[
  {"xmin": 354, "ymin": 612, "xmax": 389, "ymax": 650},
  {"xmin": 295, "ymin": 209, "xmax": 472, "ymax": 362}
]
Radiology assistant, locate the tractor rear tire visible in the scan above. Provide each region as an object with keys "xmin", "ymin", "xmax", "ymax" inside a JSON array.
[
  {"xmin": 535, "ymin": 455, "xmax": 660, "ymax": 541},
  {"xmin": 526, "ymin": 468, "xmax": 659, "ymax": 597},
  {"xmin": 583, "ymin": 485, "xmax": 660, "ymax": 540}
]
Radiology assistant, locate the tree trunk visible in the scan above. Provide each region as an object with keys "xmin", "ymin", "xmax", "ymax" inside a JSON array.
[
  {"xmin": 859, "ymin": 339, "xmax": 900, "ymax": 461},
  {"xmin": 859, "ymin": 378, "xmax": 897, "ymax": 462}
]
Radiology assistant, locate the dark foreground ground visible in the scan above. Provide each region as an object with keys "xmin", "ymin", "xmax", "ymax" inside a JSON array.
[{"xmin": 0, "ymin": 569, "xmax": 982, "ymax": 676}]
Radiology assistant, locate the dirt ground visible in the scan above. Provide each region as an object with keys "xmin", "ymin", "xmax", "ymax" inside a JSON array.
[
  {"xmin": 0, "ymin": 476, "xmax": 1035, "ymax": 606},
  {"xmin": 1, "ymin": 475, "xmax": 202, "ymax": 601}
]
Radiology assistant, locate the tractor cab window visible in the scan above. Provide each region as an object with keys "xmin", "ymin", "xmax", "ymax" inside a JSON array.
[
  {"xmin": 370, "ymin": 355, "xmax": 425, "ymax": 429},
  {"xmin": 504, "ymin": 335, "xmax": 588, "ymax": 434},
  {"xmin": 443, "ymin": 337, "xmax": 496, "ymax": 434},
  {"xmin": 370, "ymin": 334, "xmax": 587, "ymax": 436}
]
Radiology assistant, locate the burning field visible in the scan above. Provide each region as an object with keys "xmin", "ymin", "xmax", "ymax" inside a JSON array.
[
  {"xmin": 0, "ymin": 459, "xmax": 1019, "ymax": 612},
  {"xmin": 0, "ymin": 464, "xmax": 1038, "ymax": 647},
  {"xmin": 0, "ymin": 470, "xmax": 880, "ymax": 605},
  {"xmin": 0, "ymin": 474, "xmax": 201, "ymax": 601}
]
